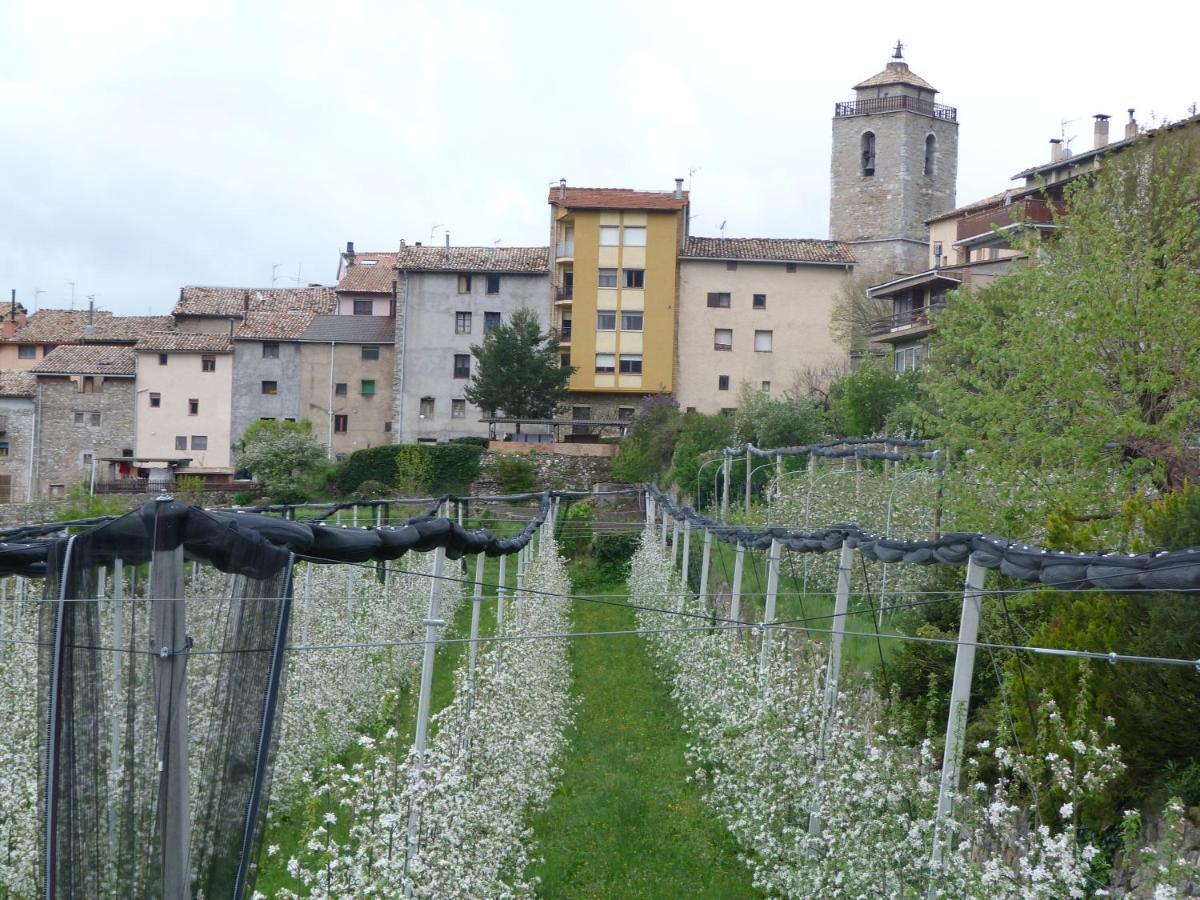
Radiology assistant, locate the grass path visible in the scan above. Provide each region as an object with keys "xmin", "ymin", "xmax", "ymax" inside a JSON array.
[{"xmin": 528, "ymin": 568, "xmax": 759, "ymax": 899}]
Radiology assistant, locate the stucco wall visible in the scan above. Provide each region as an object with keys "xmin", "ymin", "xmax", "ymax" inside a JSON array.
[
  {"xmin": 35, "ymin": 375, "xmax": 136, "ymax": 496},
  {"xmin": 394, "ymin": 271, "xmax": 549, "ymax": 443},
  {"xmin": 135, "ymin": 350, "xmax": 234, "ymax": 469},
  {"xmin": 231, "ymin": 339, "xmax": 302, "ymax": 442},
  {"xmin": 675, "ymin": 260, "xmax": 851, "ymax": 413},
  {"xmin": 298, "ymin": 341, "xmax": 394, "ymax": 457},
  {"xmin": 0, "ymin": 397, "xmax": 35, "ymax": 502}
]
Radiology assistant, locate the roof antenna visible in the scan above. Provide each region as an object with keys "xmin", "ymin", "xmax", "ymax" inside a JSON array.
[{"xmin": 719, "ymin": 220, "xmax": 727, "ymax": 239}]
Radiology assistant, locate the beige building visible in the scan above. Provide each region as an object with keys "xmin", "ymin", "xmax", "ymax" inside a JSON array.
[
  {"xmin": 675, "ymin": 238, "xmax": 855, "ymax": 413},
  {"xmin": 134, "ymin": 333, "xmax": 235, "ymax": 473}
]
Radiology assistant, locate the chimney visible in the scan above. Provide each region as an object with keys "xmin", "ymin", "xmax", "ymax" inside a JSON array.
[
  {"xmin": 346, "ymin": 241, "xmax": 356, "ymax": 265},
  {"xmin": 9, "ymin": 289, "xmax": 14, "ymax": 323},
  {"xmin": 673, "ymin": 178, "xmax": 684, "ymax": 200},
  {"xmin": 1049, "ymin": 138, "xmax": 1063, "ymax": 162},
  {"xmin": 415, "ymin": 241, "xmax": 422, "ymax": 247},
  {"xmin": 558, "ymin": 178, "xmax": 567, "ymax": 200},
  {"xmin": 1093, "ymin": 114, "xmax": 1110, "ymax": 149},
  {"xmin": 1125, "ymin": 108, "xmax": 1139, "ymax": 140},
  {"xmin": 399, "ymin": 238, "xmax": 406, "ymax": 248},
  {"xmin": 84, "ymin": 298, "xmax": 95, "ymax": 338}
]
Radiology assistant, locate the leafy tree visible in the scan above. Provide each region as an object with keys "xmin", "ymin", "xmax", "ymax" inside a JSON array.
[
  {"xmin": 235, "ymin": 419, "xmax": 329, "ymax": 503},
  {"xmin": 922, "ymin": 126, "xmax": 1200, "ymax": 533},
  {"xmin": 666, "ymin": 411, "xmax": 734, "ymax": 504},
  {"xmin": 826, "ymin": 359, "xmax": 920, "ymax": 437},
  {"xmin": 464, "ymin": 308, "xmax": 573, "ymax": 429},
  {"xmin": 609, "ymin": 395, "xmax": 682, "ymax": 483},
  {"xmin": 731, "ymin": 381, "xmax": 827, "ymax": 449}
]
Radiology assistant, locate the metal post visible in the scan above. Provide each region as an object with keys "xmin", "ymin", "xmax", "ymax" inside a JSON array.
[
  {"xmin": 645, "ymin": 494, "xmax": 655, "ymax": 528},
  {"xmin": 757, "ymin": 538, "xmax": 780, "ymax": 677},
  {"xmin": 467, "ymin": 553, "xmax": 484, "ymax": 687},
  {"xmin": 808, "ymin": 540, "xmax": 854, "ymax": 837},
  {"xmin": 302, "ymin": 561, "xmax": 312, "ymax": 644},
  {"xmin": 352, "ymin": 503, "xmax": 359, "ymax": 528},
  {"xmin": 744, "ymin": 445, "xmax": 752, "ymax": 519},
  {"xmin": 671, "ymin": 519, "xmax": 680, "ymax": 566},
  {"xmin": 494, "ymin": 553, "xmax": 507, "ymax": 673},
  {"xmin": 927, "ymin": 557, "xmax": 987, "ymax": 894},
  {"xmin": 108, "ymin": 558, "xmax": 124, "ymax": 848},
  {"xmin": 405, "ymin": 546, "xmax": 446, "ymax": 877},
  {"xmin": 151, "ymin": 531, "xmax": 189, "ymax": 899},
  {"xmin": 516, "ymin": 542, "xmax": 526, "ymax": 621},
  {"xmin": 729, "ymin": 542, "xmax": 745, "ymax": 633},
  {"xmin": 680, "ymin": 520, "xmax": 691, "ymax": 602},
  {"xmin": 774, "ymin": 455, "xmax": 783, "ymax": 501},
  {"xmin": 660, "ymin": 508, "xmax": 669, "ymax": 547},
  {"xmin": 698, "ymin": 528, "xmax": 712, "ymax": 614}
]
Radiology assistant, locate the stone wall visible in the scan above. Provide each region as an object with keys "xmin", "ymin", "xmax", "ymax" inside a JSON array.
[
  {"xmin": 473, "ymin": 448, "xmax": 616, "ymax": 493},
  {"xmin": 0, "ymin": 397, "xmax": 35, "ymax": 503},
  {"xmin": 36, "ymin": 375, "xmax": 136, "ymax": 498}
]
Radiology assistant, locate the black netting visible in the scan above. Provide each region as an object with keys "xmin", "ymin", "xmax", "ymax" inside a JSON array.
[{"xmin": 37, "ymin": 499, "xmax": 293, "ymax": 898}]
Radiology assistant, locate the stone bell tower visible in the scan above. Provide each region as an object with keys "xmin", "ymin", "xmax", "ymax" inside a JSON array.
[{"xmin": 830, "ymin": 43, "xmax": 958, "ymax": 280}]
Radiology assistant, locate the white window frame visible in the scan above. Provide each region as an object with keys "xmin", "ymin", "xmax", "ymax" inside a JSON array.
[
  {"xmin": 598, "ymin": 268, "xmax": 618, "ymax": 289},
  {"xmin": 714, "ymin": 328, "xmax": 733, "ymax": 351},
  {"xmin": 595, "ymin": 353, "xmax": 615, "ymax": 373},
  {"xmin": 623, "ymin": 226, "xmax": 647, "ymax": 246},
  {"xmin": 754, "ymin": 330, "xmax": 773, "ymax": 352},
  {"xmin": 599, "ymin": 225, "xmax": 620, "ymax": 246}
]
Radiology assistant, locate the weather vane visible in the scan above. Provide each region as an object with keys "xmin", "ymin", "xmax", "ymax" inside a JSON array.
[{"xmin": 893, "ymin": 40, "xmax": 904, "ymax": 60}]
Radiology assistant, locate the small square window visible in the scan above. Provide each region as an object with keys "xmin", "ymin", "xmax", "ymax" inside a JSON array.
[
  {"xmin": 786, "ymin": 263, "xmax": 798, "ymax": 273},
  {"xmin": 484, "ymin": 312, "xmax": 501, "ymax": 334},
  {"xmin": 82, "ymin": 452, "xmax": 93, "ymax": 467},
  {"xmin": 623, "ymin": 269, "xmax": 645, "ymax": 289},
  {"xmin": 718, "ymin": 375, "xmax": 730, "ymax": 391},
  {"xmin": 596, "ymin": 310, "xmax": 617, "ymax": 331},
  {"xmin": 191, "ymin": 435, "xmax": 208, "ymax": 450},
  {"xmin": 618, "ymin": 354, "xmax": 642, "ymax": 374},
  {"xmin": 384, "ymin": 421, "xmax": 392, "ymax": 433},
  {"xmin": 89, "ymin": 412, "xmax": 101, "ymax": 426},
  {"xmin": 453, "ymin": 354, "xmax": 470, "ymax": 379},
  {"xmin": 754, "ymin": 330, "xmax": 773, "ymax": 352},
  {"xmin": 620, "ymin": 311, "xmax": 643, "ymax": 331},
  {"xmin": 361, "ymin": 345, "xmax": 380, "ymax": 361},
  {"xmin": 595, "ymin": 353, "xmax": 615, "ymax": 373},
  {"xmin": 598, "ymin": 268, "xmax": 618, "ymax": 289},
  {"xmin": 335, "ymin": 383, "xmax": 347, "ymax": 397},
  {"xmin": 149, "ymin": 393, "xmax": 161, "ymax": 408},
  {"xmin": 623, "ymin": 226, "xmax": 647, "ymax": 246},
  {"xmin": 451, "ymin": 399, "xmax": 466, "ymax": 418},
  {"xmin": 188, "ymin": 399, "xmax": 199, "ymax": 415},
  {"xmin": 175, "ymin": 436, "xmax": 187, "ymax": 451},
  {"xmin": 455, "ymin": 311, "xmax": 472, "ymax": 334},
  {"xmin": 361, "ymin": 379, "xmax": 375, "ymax": 396},
  {"xmin": 262, "ymin": 380, "xmax": 278, "ymax": 395},
  {"xmin": 18, "ymin": 345, "xmax": 36, "ymax": 359},
  {"xmin": 706, "ymin": 292, "xmax": 731, "ymax": 309},
  {"xmin": 457, "ymin": 274, "xmax": 472, "ymax": 294},
  {"xmin": 761, "ymin": 381, "xmax": 771, "ymax": 393},
  {"xmin": 73, "ymin": 411, "xmax": 84, "ymax": 424},
  {"xmin": 334, "ymin": 414, "xmax": 349, "ymax": 433},
  {"xmin": 262, "ymin": 342, "xmax": 280, "ymax": 358},
  {"xmin": 353, "ymin": 299, "xmax": 373, "ymax": 316},
  {"xmin": 49, "ymin": 483, "xmax": 65, "ymax": 498},
  {"xmin": 753, "ymin": 294, "xmax": 767, "ymax": 309},
  {"xmin": 0, "ymin": 442, "xmax": 8, "ymax": 457},
  {"xmin": 201, "ymin": 355, "xmax": 216, "ymax": 372},
  {"xmin": 599, "ymin": 225, "xmax": 619, "ymax": 246},
  {"xmin": 158, "ymin": 352, "xmax": 168, "ymax": 365},
  {"xmin": 486, "ymin": 275, "xmax": 500, "ymax": 294},
  {"xmin": 714, "ymin": 328, "xmax": 733, "ymax": 351},
  {"xmin": 617, "ymin": 407, "xmax": 635, "ymax": 421},
  {"xmin": 419, "ymin": 397, "xmax": 434, "ymax": 418},
  {"xmin": 685, "ymin": 406, "xmax": 696, "ymax": 413},
  {"xmin": 726, "ymin": 261, "xmax": 738, "ymax": 271}
]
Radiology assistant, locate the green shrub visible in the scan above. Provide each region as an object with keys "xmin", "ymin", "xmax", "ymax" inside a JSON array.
[
  {"xmin": 334, "ymin": 445, "xmax": 403, "ymax": 494},
  {"xmin": 560, "ymin": 501, "xmax": 594, "ymax": 557},
  {"xmin": 488, "ymin": 455, "xmax": 537, "ymax": 493},
  {"xmin": 394, "ymin": 443, "xmax": 483, "ymax": 496},
  {"xmin": 232, "ymin": 491, "xmax": 257, "ymax": 507},
  {"xmin": 449, "ymin": 436, "xmax": 490, "ymax": 449},
  {"xmin": 591, "ymin": 531, "xmax": 639, "ymax": 577}
]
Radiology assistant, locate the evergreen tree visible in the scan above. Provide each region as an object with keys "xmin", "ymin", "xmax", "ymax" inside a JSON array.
[{"xmin": 464, "ymin": 308, "xmax": 573, "ymax": 429}]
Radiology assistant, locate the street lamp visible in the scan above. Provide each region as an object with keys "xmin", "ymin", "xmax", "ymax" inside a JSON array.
[{"xmin": 695, "ymin": 456, "xmax": 722, "ymax": 512}]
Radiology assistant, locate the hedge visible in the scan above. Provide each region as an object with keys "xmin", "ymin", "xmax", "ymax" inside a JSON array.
[
  {"xmin": 334, "ymin": 443, "xmax": 483, "ymax": 496},
  {"xmin": 333, "ymin": 445, "xmax": 405, "ymax": 494}
]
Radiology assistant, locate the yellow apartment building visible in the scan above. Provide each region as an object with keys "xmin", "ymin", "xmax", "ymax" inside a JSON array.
[{"xmin": 548, "ymin": 182, "xmax": 688, "ymax": 420}]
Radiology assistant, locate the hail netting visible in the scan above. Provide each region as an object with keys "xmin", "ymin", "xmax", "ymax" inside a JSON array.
[{"xmin": 38, "ymin": 499, "xmax": 294, "ymax": 898}]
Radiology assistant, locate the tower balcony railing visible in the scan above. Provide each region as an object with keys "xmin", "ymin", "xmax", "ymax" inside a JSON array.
[
  {"xmin": 835, "ymin": 96, "xmax": 957, "ymax": 122},
  {"xmin": 955, "ymin": 198, "xmax": 1063, "ymax": 242}
]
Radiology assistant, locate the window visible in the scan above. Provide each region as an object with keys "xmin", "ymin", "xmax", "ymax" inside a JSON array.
[
  {"xmin": 861, "ymin": 131, "xmax": 876, "ymax": 176},
  {"xmin": 262, "ymin": 342, "xmax": 280, "ymax": 359},
  {"xmin": 453, "ymin": 354, "xmax": 470, "ymax": 379},
  {"xmin": 361, "ymin": 379, "xmax": 375, "ymax": 396},
  {"xmin": 560, "ymin": 353, "xmax": 571, "ymax": 368},
  {"xmin": 89, "ymin": 412, "xmax": 101, "ymax": 426},
  {"xmin": 18, "ymin": 345, "xmax": 36, "ymax": 360},
  {"xmin": 720, "ymin": 407, "xmax": 736, "ymax": 416},
  {"xmin": 718, "ymin": 375, "xmax": 730, "ymax": 391},
  {"xmin": 384, "ymin": 421, "xmax": 392, "ymax": 433},
  {"xmin": 594, "ymin": 353, "xmax": 615, "ymax": 373},
  {"xmin": 457, "ymin": 274, "xmax": 472, "ymax": 294},
  {"xmin": 451, "ymin": 399, "xmax": 466, "ymax": 419},
  {"xmin": 754, "ymin": 330, "xmax": 774, "ymax": 352},
  {"xmin": 486, "ymin": 275, "xmax": 501, "ymax": 294},
  {"xmin": 149, "ymin": 392, "xmax": 162, "ymax": 408},
  {"xmin": 598, "ymin": 268, "xmax": 618, "ymax": 288},
  {"xmin": 599, "ymin": 225, "xmax": 619, "ymax": 246},
  {"xmin": 335, "ymin": 382, "xmax": 347, "ymax": 396},
  {"xmin": 761, "ymin": 381, "xmax": 771, "ymax": 393},
  {"xmin": 188, "ymin": 398, "xmax": 199, "ymax": 415},
  {"xmin": 624, "ymin": 269, "xmax": 645, "ymax": 288},
  {"xmin": 81, "ymin": 376, "xmax": 95, "ymax": 393},
  {"xmin": 726, "ymin": 261, "xmax": 738, "ymax": 271},
  {"xmin": 894, "ymin": 344, "xmax": 925, "ymax": 373},
  {"xmin": 753, "ymin": 294, "xmax": 767, "ymax": 309},
  {"xmin": 484, "ymin": 312, "xmax": 501, "ymax": 333},
  {"xmin": 620, "ymin": 311, "xmax": 643, "ymax": 331},
  {"xmin": 623, "ymin": 226, "xmax": 646, "ymax": 246},
  {"xmin": 418, "ymin": 397, "xmax": 434, "ymax": 419},
  {"xmin": 353, "ymin": 299, "xmax": 373, "ymax": 316},
  {"xmin": 0, "ymin": 442, "xmax": 7, "ymax": 457},
  {"xmin": 361, "ymin": 345, "xmax": 380, "ymax": 361},
  {"xmin": 262, "ymin": 380, "xmax": 278, "ymax": 395},
  {"xmin": 617, "ymin": 407, "xmax": 635, "ymax": 421},
  {"xmin": 83, "ymin": 452, "xmax": 93, "ymax": 467},
  {"xmin": 924, "ymin": 134, "xmax": 936, "ymax": 176},
  {"xmin": 714, "ymin": 328, "xmax": 733, "ymax": 350},
  {"xmin": 685, "ymin": 406, "xmax": 696, "ymax": 413},
  {"xmin": 158, "ymin": 352, "xmax": 168, "ymax": 365},
  {"xmin": 787, "ymin": 263, "xmax": 798, "ymax": 274},
  {"xmin": 73, "ymin": 411, "xmax": 84, "ymax": 424},
  {"xmin": 334, "ymin": 414, "xmax": 349, "ymax": 433},
  {"xmin": 191, "ymin": 435, "xmax": 208, "ymax": 450},
  {"xmin": 201, "ymin": 355, "xmax": 216, "ymax": 372},
  {"xmin": 455, "ymin": 311, "xmax": 472, "ymax": 334},
  {"xmin": 933, "ymin": 241, "xmax": 943, "ymax": 263},
  {"xmin": 49, "ymin": 484, "xmax": 65, "ymax": 499},
  {"xmin": 175, "ymin": 436, "xmax": 187, "ymax": 451},
  {"xmin": 706, "ymin": 292, "xmax": 731, "ymax": 308},
  {"xmin": 618, "ymin": 354, "xmax": 642, "ymax": 374},
  {"xmin": 596, "ymin": 310, "xmax": 617, "ymax": 331}
]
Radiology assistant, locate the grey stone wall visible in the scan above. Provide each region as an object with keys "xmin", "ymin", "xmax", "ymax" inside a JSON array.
[
  {"xmin": 231, "ymin": 338, "xmax": 302, "ymax": 443},
  {"xmin": 0, "ymin": 397, "xmax": 35, "ymax": 503},
  {"xmin": 473, "ymin": 449, "xmax": 613, "ymax": 493},
  {"xmin": 35, "ymin": 375, "xmax": 136, "ymax": 497}
]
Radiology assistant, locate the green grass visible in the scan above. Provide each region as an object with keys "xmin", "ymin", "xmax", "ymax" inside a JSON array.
[{"xmin": 527, "ymin": 565, "xmax": 759, "ymax": 899}]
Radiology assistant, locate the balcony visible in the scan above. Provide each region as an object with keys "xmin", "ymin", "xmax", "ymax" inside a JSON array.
[
  {"xmin": 555, "ymin": 286, "xmax": 574, "ymax": 303},
  {"xmin": 835, "ymin": 96, "xmax": 956, "ymax": 122},
  {"xmin": 956, "ymin": 198, "xmax": 1063, "ymax": 243},
  {"xmin": 558, "ymin": 322, "xmax": 572, "ymax": 344},
  {"xmin": 870, "ymin": 299, "xmax": 947, "ymax": 337},
  {"xmin": 555, "ymin": 241, "xmax": 575, "ymax": 261}
]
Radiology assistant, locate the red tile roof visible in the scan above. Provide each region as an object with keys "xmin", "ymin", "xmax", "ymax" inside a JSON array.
[
  {"xmin": 1, "ymin": 310, "xmax": 171, "ymax": 345},
  {"xmin": 32, "ymin": 345, "xmax": 136, "ymax": 376},
  {"xmin": 338, "ymin": 252, "xmax": 398, "ymax": 293},
  {"xmin": 854, "ymin": 61, "xmax": 937, "ymax": 93},
  {"xmin": 234, "ymin": 311, "xmax": 319, "ymax": 341},
  {"xmin": 174, "ymin": 286, "xmax": 337, "ymax": 318},
  {"xmin": 682, "ymin": 237, "xmax": 855, "ymax": 265},
  {"xmin": 135, "ymin": 332, "xmax": 233, "ymax": 353},
  {"xmin": 395, "ymin": 245, "xmax": 548, "ymax": 273},
  {"xmin": 0, "ymin": 369, "xmax": 35, "ymax": 397},
  {"xmin": 548, "ymin": 186, "xmax": 689, "ymax": 211}
]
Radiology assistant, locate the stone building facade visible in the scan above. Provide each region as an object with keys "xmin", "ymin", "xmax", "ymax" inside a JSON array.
[
  {"xmin": 31, "ymin": 346, "xmax": 137, "ymax": 498},
  {"xmin": 0, "ymin": 370, "xmax": 36, "ymax": 503},
  {"xmin": 829, "ymin": 48, "xmax": 958, "ymax": 281},
  {"xmin": 230, "ymin": 312, "xmax": 312, "ymax": 442}
]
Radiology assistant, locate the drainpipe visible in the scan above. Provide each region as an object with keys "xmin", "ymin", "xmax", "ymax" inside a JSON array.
[
  {"xmin": 396, "ymin": 270, "xmax": 409, "ymax": 442},
  {"xmin": 327, "ymin": 341, "xmax": 335, "ymax": 459}
]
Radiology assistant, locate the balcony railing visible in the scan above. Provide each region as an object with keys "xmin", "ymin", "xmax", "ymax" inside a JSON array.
[
  {"xmin": 956, "ymin": 198, "xmax": 1063, "ymax": 242},
  {"xmin": 870, "ymin": 300, "xmax": 947, "ymax": 336},
  {"xmin": 835, "ymin": 96, "xmax": 957, "ymax": 122},
  {"xmin": 555, "ymin": 242, "xmax": 575, "ymax": 258},
  {"xmin": 558, "ymin": 322, "xmax": 572, "ymax": 342},
  {"xmin": 556, "ymin": 286, "xmax": 573, "ymax": 301}
]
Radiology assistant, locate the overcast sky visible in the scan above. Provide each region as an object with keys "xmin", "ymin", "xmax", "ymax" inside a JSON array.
[{"xmin": 1, "ymin": 0, "xmax": 1194, "ymax": 315}]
